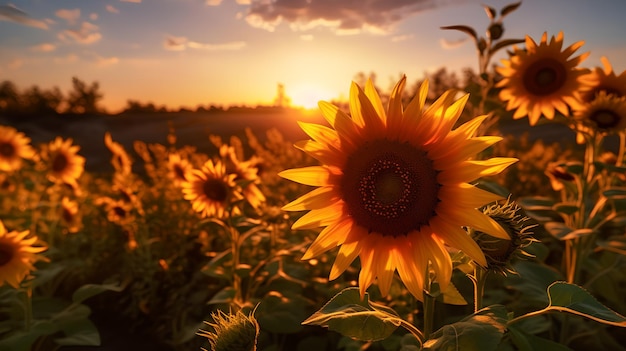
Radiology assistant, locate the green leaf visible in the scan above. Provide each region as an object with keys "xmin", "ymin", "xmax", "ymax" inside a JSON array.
[
  {"xmin": 256, "ymin": 291, "xmax": 309, "ymax": 334},
  {"xmin": 72, "ymin": 282, "xmax": 124, "ymax": 304},
  {"xmin": 440, "ymin": 25, "xmax": 478, "ymax": 41},
  {"xmin": 206, "ymin": 286, "xmax": 236, "ymax": 305},
  {"xmin": 201, "ymin": 249, "xmax": 232, "ymax": 279},
  {"xmin": 603, "ymin": 187, "xmax": 626, "ymax": 198},
  {"xmin": 423, "ymin": 305, "xmax": 508, "ymax": 351},
  {"xmin": 54, "ymin": 318, "xmax": 101, "ymax": 346},
  {"xmin": 489, "ymin": 38, "xmax": 525, "ymax": 55},
  {"xmin": 508, "ymin": 325, "xmax": 572, "ymax": 351},
  {"xmin": 552, "ymin": 202, "xmax": 579, "ymax": 215},
  {"xmin": 545, "ymin": 282, "xmax": 626, "ymax": 327},
  {"xmin": 500, "ymin": 1, "xmax": 522, "ymax": 17},
  {"xmin": 302, "ymin": 287, "xmax": 402, "ymax": 342},
  {"xmin": 483, "ymin": 5, "xmax": 497, "ymax": 19}
]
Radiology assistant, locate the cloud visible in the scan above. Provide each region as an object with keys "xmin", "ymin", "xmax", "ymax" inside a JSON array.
[
  {"xmin": 243, "ymin": 0, "xmax": 466, "ymax": 34},
  {"xmin": 54, "ymin": 54, "xmax": 79, "ymax": 64},
  {"xmin": 106, "ymin": 5, "xmax": 120, "ymax": 14},
  {"xmin": 59, "ymin": 22, "xmax": 102, "ymax": 44},
  {"xmin": 31, "ymin": 43, "xmax": 56, "ymax": 52},
  {"xmin": 206, "ymin": 0, "xmax": 223, "ymax": 5},
  {"xmin": 90, "ymin": 13, "xmax": 99, "ymax": 20},
  {"xmin": 300, "ymin": 34, "xmax": 313, "ymax": 41},
  {"xmin": 95, "ymin": 56, "xmax": 119, "ymax": 67},
  {"xmin": 120, "ymin": 0, "xmax": 142, "ymax": 3},
  {"xmin": 56, "ymin": 8, "xmax": 81, "ymax": 25},
  {"xmin": 0, "ymin": 4, "xmax": 48, "ymax": 29},
  {"xmin": 391, "ymin": 34, "xmax": 413, "ymax": 42},
  {"xmin": 439, "ymin": 36, "xmax": 468, "ymax": 49},
  {"xmin": 164, "ymin": 35, "xmax": 246, "ymax": 51},
  {"xmin": 8, "ymin": 58, "xmax": 23, "ymax": 69}
]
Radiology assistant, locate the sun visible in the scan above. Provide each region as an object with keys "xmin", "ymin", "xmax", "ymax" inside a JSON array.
[{"xmin": 289, "ymin": 84, "xmax": 336, "ymax": 110}]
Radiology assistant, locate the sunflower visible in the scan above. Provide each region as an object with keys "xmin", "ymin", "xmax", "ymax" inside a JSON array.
[
  {"xmin": 60, "ymin": 196, "xmax": 81, "ymax": 233},
  {"xmin": 96, "ymin": 196, "xmax": 135, "ymax": 226},
  {"xmin": 167, "ymin": 152, "xmax": 192, "ymax": 186},
  {"xmin": 220, "ymin": 145, "xmax": 266, "ymax": 209},
  {"xmin": 574, "ymin": 91, "xmax": 626, "ymax": 135},
  {"xmin": 43, "ymin": 137, "xmax": 85, "ymax": 186},
  {"xmin": 0, "ymin": 125, "xmax": 35, "ymax": 172},
  {"xmin": 280, "ymin": 77, "xmax": 517, "ymax": 299},
  {"xmin": 0, "ymin": 220, "xmax": 48, "ymax": 288},
  {"xmin": 182, "ymin": 159, "xmax": 243, "ymax": 218},
  {"xmin": 104, "ymin": 132, "xmax": 133, "ymax": 175},
  {"xmin": 581, "ymin": 56, "xmax": 626, "ymax": 103},
  {"xmin": 496, "ymin": 32, "xmax": 590, "ymax": 126}
]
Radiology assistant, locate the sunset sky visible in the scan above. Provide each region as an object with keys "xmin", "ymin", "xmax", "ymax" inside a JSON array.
[{"xmin": 1, "ymin": 0, "xmax": 625, "ymax": 113}]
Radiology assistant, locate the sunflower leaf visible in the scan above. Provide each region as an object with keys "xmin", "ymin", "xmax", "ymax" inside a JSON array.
[
  {"xmin": 423, "ymin": 305, "xmax": 508, "ymax": 351},
  {"xmin": 545, "ymin": 281, "xmax": 626, "ymax": 327},
  {"xmin": 483, "ymin": 5, "xmax": 497, "ymax": 20},
  {"xmin": 500, "ymin": 1, "xmax": 522, "ymax": 17},
  {"xmin": 302, "ymin": 287, "xmax": 402, "ymax": 341},
  {"xmin": 440, "ymin": 25, "xmax": 478, "ymax": 42},
  {"xmin": 489, "ymin": 38, "xmax": 525, "ymax": 55}
]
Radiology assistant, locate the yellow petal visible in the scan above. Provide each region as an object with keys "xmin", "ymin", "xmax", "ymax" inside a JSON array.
[
  {"xmin": 437, "ymin": 158, "xmax": 518, "ymax": 184},
  {"xmin": 281, "ymin": 186, "xmax": 337, "ymax": 211},
  {"xmin": 278, "ymin": 166, "xmax": 332, "ymax": 186},
  {"xmin": 365, "ymin": 78, "xmax": 386, "ymax": 125},
  {"xmin": 292, "ymin": 205, "xmax": 343, "ymax": 230},
  {"xmin": 430, "ymin": 216, "xmax": 487, "ymax": 266},
  {"xmin": 302, "ymin": 217, "xmax": 352, "ymax": 260},
  {"xmin": 329, "ymin": 238, "xmax": 362, "ymax": 280}
]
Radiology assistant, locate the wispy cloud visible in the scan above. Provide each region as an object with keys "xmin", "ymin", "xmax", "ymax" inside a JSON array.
[
  {"xmin": 120, "ymin": 0, "xmax": 142, "ymax": 3},
  {"xmin": 243, "ymin": 0, "xmax": 467, "ymax": 34},
  {"xmin": 95, "ymin": 55, "xmax": 120, "ymax": 67},
  {"xmin": 90, "ymin": 13, "xmax": 99, "ymax": 20},
  {"xmin": 0, "ymin": 4, "xmax": 48, "ymax": 29},
  {"xmin": 59, "ymin": 22, "xmax": 102, "ymax": 44},
  {"xmin": 391, "ymin": 34, "xmax": 413, "ymax": 42},
  {"xmin": 31, "ymin": 43, "xmax": 57, "ymax": 52},
  {"xmin": 206, "ymin": 0, "xmax": 223, "ymax": 5},
  {"xmin": 54, "ymin": 53, "xmax": 79, "ymax": 64},
  {"xmin": 8, "ymin": 58, "xmax": 24, "ymax": 69},
  {"xmin": 55, "ymin": 8, "xmax": 81, "ymax": 25},
  {"xmin": 440, "ymin": 36, "xmax": 469, "ymax": 49},
  {"xmin": 106, "ymin": 5, "xmax": 120, "ymax": 14},
  {"xmin": 164, "ymin": 35, "xmax": 246, "ymax": 51}
]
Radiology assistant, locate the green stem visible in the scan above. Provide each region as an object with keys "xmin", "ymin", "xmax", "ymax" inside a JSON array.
[
  {"xmin": 472, "ymin": 265, "xmax": 488, "ymax": 313},
  {"xmin": 399, "ymin": 319, "xmax": 425, "ymax": 347},
  {"xmin": 423, "ymin": 289, "xmax": 436, "ymax": 339},
  {"xmin": 24, "ymin": 284, "xmax": 33, "ymax": 330},
  {"xmin": 229, "ymin": 224, "xmax": 243, "ymax": 308}
]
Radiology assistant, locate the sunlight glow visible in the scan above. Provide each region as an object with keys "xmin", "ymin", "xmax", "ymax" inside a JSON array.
[{"xmin": 289, "ymin": 84, "xmax": 335, "ymax": 109}]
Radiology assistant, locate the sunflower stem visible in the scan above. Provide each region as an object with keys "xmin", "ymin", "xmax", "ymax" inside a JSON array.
[
  {"xmin": 472, "ymin": 265, "xmax": 488, "ymax": 313},
  {"xmin": 422, "ymin": 276, "xmax": 436, "ymax": 340},
  {"xmin": 227, "ymin": 214, "xmax": 243, "ymax": 309},
  {"xmin": 23, "ymin": 284, "xmax": 33, "ymax": 331}
]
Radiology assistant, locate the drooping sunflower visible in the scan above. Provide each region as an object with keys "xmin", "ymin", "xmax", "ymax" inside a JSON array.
[
  {"xmin": 104, "ymin": 132, "xmax": 133, "ymax": 175},
  {"xmin": 574, "ymin": 91, "xmax": 626, "ymax": 135},
  {"xmin": 496, "ymin": 32, "xmax": 590, "ymax": 126},
  {"xmin": 182, "ymin": 159, "xmax": 243, "ymax": 218},
  {"xmin": 60, "ymin": 196, "xmax": 82, "ymax": 233},
  {"xmin": 581, "ymin": 56, "xmax": 626, "ymax": 103},
  {"xmin": 167, "ymin": 152, "xmax": 192, "ymax": 186},
  {"xmin": 0, "ymin": 125, "xmax": 35, "ymax": 172},
  {"xmin": 220, "ymin": 145, "xmax": 266, "ymax": 210},
  {"xmin": 0, "ymin": 220, "xmax": 48, "ymax": 288},
  {"xmin": 280, "ymin": 77, "xmax": 517, "ymax": 299},
  {"xmin": 42, "ymin": 137, "xmax": 85, "ymax": 186}
]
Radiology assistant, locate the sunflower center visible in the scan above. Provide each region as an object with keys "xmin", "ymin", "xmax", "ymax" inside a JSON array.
[
  {"xmin": 0, "ymin": 242, "xmax": 13, "ymax": 266},
  {"xmin": 113, "ymin": 206, "xmax": 126, "ymax": 218},
  {"xmin": 523, "ymin": 59, "xmax": 567, "ymax": 96},
  {"xmin": 174, "ymin": 164, "xmax": 186, "ymax": 180},
  {"xmin": 0, "ymin": 142, "xmax": 15, "ymax": 158},
  {"xmin": 590, "ymin": 109, "xmax": 621, "ymax": 130},
  {"xmin": 52, "ymin": 154, "xmax": 69, "ymax": 173},
  {"xmin": 341, "ymin": 139, "xmax": 440, "ymax": 237},
  {"xmin": 203, "ymin": 179, "xmax": 228, "ymax": 202}
]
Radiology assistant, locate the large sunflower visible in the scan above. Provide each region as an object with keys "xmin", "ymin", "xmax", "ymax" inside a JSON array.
[
  {"xmin": 0, "ymin": 125, "xmax": 35, "ymax": 172},
  {"xmin": 43, "ymin": 137, "xmax": 85, "ymax": 186},
  {"xmin": 496, "ymin": 32, "xmax": 590, "ymax": 126},
  {"xmin": 182, "ymin": 159, "xmax": 243, "ymax": 218},
  {"xmin": 280, "ymin": 77, "xmax": 517, "ymax": 299},
  {"xmin": 220, "ymin": 145, "xmax": 266, "ymax": 209},
  {"xmin": 581, "ymin": 56, "xmax": 626, "ymax": 103},
  {"xmin": 0, "ymin": 220, "xmax": 47, "ymax": 288}
]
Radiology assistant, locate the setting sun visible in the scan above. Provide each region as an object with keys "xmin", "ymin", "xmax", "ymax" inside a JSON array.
[{"xmin": 288, "ymin": 84, "xmax": 337, "ymax": 110}]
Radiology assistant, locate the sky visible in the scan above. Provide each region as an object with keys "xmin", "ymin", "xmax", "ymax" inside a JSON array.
[{"xmin": 1, "ymin": 0, "xmax": 626, "ymax": 113}]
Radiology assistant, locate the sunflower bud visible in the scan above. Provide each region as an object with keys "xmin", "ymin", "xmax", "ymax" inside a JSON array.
[
  {"xmin": 487, "ymin": 22, "xmax": 504, "ymax": 40},
  {"xmin": 471, "ymin": 199, "xmax": 537, "ymax": 276},
  {"xmin": 198, "ymin": 310, "xmax": 259, "ymax": 351}
]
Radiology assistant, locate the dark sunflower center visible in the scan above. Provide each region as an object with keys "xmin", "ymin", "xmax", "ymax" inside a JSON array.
[
  {"xmin": 590, "ymin": 109, "xmax": 621, "ymax": 130},
  {"xmin": 0, "ymin": 242, "xmax": 13, "ymax": 266},
  {"xmin": 0, "ymin": 142, "xmax": 15, "ymax": 158},
  {"xmin": 174, "ymin": 164, "xmax": 186, "ymax": 180},
  {"xmin": 113, "ymin": 206, "xmax": 126, "ymax": 218},
  {"xmin": 62, "ymin": 207, "xmax": 74, "ymax": 223},
  {"xmin": 586, "ymin": 86, "xmax": 623, "ymax": 102},
  {"xmin": 52, "ymin": 154, "xmax": 69, "ymax": 173},
  {"xmin": 203, "ymin": 179, "xmax": 228, "ymax": 202},
  {"xmin": 341, "ymin": 139, "xmax": 440, "ymax": 237},
  {"xmin": 523, "ymin": 58, "xmax": 567, "ymax": 96}
]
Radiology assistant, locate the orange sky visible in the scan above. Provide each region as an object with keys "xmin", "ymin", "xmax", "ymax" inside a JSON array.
[{"xmin": 1, "ymin": 0, "xmax": 626, "ymax": 113}]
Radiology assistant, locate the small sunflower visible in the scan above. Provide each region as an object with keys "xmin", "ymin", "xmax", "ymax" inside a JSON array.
[
  {"xmin": 545, "ymin": 161, "xmax": 577, "ymax": 192},
  {"xmin": 167, "ymin": 152, "xmax": 192, "ymax": 186},
  {"xmin": 280, "ymin": 76, "xmax": 517, "ymax": 300},
  {"xmin": 96, "ymin": 196, "xmax": 134, "ymax": 226},
  {"xmin": 581, "ymin": 56, "xmax": 626, "ymax": 103},
  {"xmin": 0, "ymin": 220, "xmax": 48, "ymax": 288},
  {"xmin": 104, "ymin": 132, "xmax": 133, "ymax": 175},
  {"xmin": 42, "ymin": 137, "xmax": 85, "ymax": 186},
  {"xmin": 0, "ymin": 125, "xmax": 35, "ymax": 172},
  {"xmin": 471, "ymin": 199, "xmax": 537, "ymax": 276},
  {"xmin": 497, "ymin": 32, "xmax": 590, "ymax": 126},
  {"xmin": 60, "ymin": 197, "xmax": 81, "ymax": 233},
  {"xmin": 182, "ymin": 159, "xmax": 243, "ymax": 218},
  {"xmin": 220, "ymin": 145, "xmax": 266, "ymax": 210},
  {"xmin": 574, "ymin": 91, "xmax": 626, "ymax": 135}
]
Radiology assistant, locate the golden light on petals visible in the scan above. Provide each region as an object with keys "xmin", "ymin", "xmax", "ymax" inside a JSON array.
[
  {"xmin": 181, "ymin": 159, "xmax": 243, "ymax": 218},
  {"xmin": 581, "ymin": 56, "xmax": 626, "ymax": 103},
  {"xmin": 496, "ymin": 32, "xmax": 590, "ymax": 126},
  {"xmin": 220, "ymin": 145, "xmax": 266, "ymax": 210},
  {"xmin": 280, "ymin": 76, "xmax": 516, "ymax": 300},
  {"xmin": 43, "ymin": 137, "xmax": 85, "ymax": 186},
  {"xmin": 104, "ymin": 132, "xmax": 133, "ymax": 175},
  {"xmin": 574, "ymin": 91, "xmax": 626, "ymax": 134},
  {"xmin": 0, "ymin": 220, "xmax": 48, "ymax": 288},
  {"xmin": 167, "ymin": 152, "xmax": 192, "ymax": 186},
  {"xmin": 0, "ymin": 125, "xmax": 35, "ymax": 172}
]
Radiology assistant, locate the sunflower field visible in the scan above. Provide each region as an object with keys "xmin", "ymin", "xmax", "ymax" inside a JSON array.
[{"xmin": 1, "ymin": 2, "xmax": 626, "ymax": 351}]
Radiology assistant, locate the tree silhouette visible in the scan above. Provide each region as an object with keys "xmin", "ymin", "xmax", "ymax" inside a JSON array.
[
  {"xmin": 0, "ymin": 80, "xmax": 21, "ymax": 115},
  {"xmin": 21, "ymin": 86, "xmax": 63, "ymax": 115},
  {"xmin": 66, "ymin": 77, "xmax": 103, "ymax": 114}
]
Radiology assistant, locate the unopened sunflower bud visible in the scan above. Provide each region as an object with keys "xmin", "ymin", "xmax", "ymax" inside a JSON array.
[
  {"xmin": 472, "ymin": 198, "xmax": 537, "ymax": 276},
  {"xmin": 487, "ymin": 22, "xmax": 504, "ymax": 40},
  {"xmin": 198, "ymin": 310, "xmax": 259, "ymax": 351}
]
